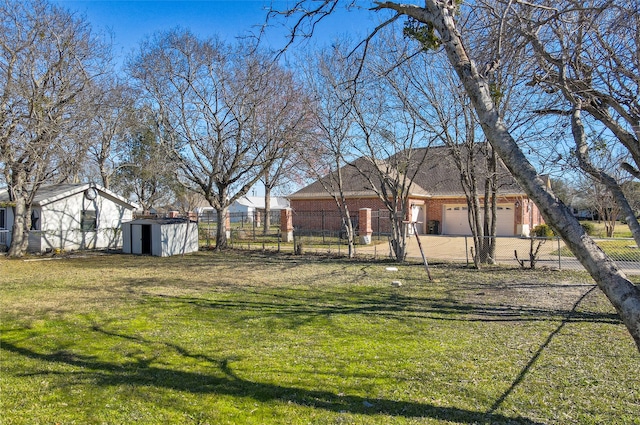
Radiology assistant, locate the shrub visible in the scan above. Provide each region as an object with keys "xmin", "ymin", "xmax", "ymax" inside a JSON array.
[
  {"xmin": 580, "ymin": 221, "xmax": 595, "ymax": 236},
  {"xmin": 532, "ymin": 224, "xmax": 554, "ymax": 238}
]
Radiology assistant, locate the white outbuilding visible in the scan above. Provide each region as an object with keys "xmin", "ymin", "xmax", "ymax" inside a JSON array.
[
  {"xmin": 0, "ymin": 183, "xmax": 137, "ymax": 253},
  {"xmin": 121, "ymin": 218, "xmax": 199, "ymax": 257},
  {"xmin": 195, "ymin": 196, "xmax": 290, "ymax": 222}
]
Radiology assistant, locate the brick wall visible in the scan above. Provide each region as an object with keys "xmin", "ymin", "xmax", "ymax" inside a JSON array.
[
  {"xmin": 290, "ymin": 197, "xmax": 390, "ymax": 233},
  {"xmin": 291, "ymin": 194, "xmax": 544, "ymax": 236}
]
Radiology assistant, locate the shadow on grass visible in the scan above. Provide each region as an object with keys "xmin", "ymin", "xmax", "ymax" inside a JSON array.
[
  {"xmin": 143, "ymin": 283, "xmax": 621, "ymax": 327},
  {"xmin": 1, "ymin": 335, "xmax": 544, "ymax": 425},
  {"xmin": 488, "ymin": 285, "xmax": 600, "ymax": 414}
]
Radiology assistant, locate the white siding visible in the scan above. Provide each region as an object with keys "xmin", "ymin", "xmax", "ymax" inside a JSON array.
[
  {"xmin": 160, "ymin": 222, "xmax": 199, "ymax": 257},
  {"xmin": 33, "ymin": 191, "xmax": 133, "ymax": 252}
]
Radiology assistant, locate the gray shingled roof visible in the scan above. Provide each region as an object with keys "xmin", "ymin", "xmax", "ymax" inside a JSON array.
[
  {"xmin": 289, "ymin": 144, "xmax": 524, "ymax": 199},
  {"xmin": 0, "ymin": 183, "xmax": 138, "ymax": 208},
  {"xmin": 0, "ymin": 183, "xmax": 89, "ymax": 203}
]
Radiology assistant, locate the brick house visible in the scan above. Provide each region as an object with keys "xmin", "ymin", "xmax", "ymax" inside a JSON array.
[{"xmin": 288, "ymin": 145, "xmax": 545, "ymax": 237}]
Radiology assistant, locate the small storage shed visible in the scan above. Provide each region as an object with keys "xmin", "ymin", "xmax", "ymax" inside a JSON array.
[{"xmin": 122, "ymin": 218, "xmax": 199, "ymax": 257}]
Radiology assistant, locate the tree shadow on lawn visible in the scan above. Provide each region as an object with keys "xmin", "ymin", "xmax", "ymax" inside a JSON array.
[
  {"xmin": 2, "ymin": 280, "xmax": 619, "ymax": 424},
  {"xmin": 1, "ymin": 336, "xmax": 544, "ymax": 425},
  {"xmin": 143, "ymin": 283, "xmax": 621, "ymax": 327}
]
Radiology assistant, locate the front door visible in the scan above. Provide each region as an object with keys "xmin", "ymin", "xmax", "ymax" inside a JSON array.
[{"xmin": 409, "ymin": 204, "xmax": 425, "ymax": 235}]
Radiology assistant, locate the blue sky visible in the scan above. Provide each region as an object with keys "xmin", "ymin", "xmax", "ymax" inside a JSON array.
[
  {"xmin": 47, "ymin": 1, "xmax": 385, "ymax": 196},
  {"xmin": 50, "ymin": 1, "xmax": 379, "ymax": 65}
]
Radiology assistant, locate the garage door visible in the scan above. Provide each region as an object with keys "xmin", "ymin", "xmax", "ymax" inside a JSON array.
[{"xmin": 442, "ymin": 205, "xmax": 515, "ymax": 236}]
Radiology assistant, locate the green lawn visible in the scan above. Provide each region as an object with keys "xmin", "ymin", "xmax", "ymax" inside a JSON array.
[
  {"xmin": 1, "ymin": 251, "xmax": 638, "ymax": 424},
  {"xmin": 581, "ymin": 220, "xmax": 634, "ymax": 238}
]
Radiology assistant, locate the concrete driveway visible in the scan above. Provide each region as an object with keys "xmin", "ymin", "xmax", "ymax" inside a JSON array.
[{"xmin": 358, "ymin": 234, "xmax": 640, "ymax": 275}]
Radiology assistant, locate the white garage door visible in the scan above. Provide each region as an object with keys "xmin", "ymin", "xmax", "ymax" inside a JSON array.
[{"xmin": 442, "ymin": 205, "xmax": 515, "ymax": 236}]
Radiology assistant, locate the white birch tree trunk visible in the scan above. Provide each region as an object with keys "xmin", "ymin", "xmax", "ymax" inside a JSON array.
[{"xmin": 375, "ymin": 1, "xmax": 640, "ymax": 350}]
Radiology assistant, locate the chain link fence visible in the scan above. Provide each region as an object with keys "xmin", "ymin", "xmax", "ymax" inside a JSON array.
[
  {"xmin": 198, "ymin": 210, "xmax": 281, "ymax": 248},
  {"xmin": 190, "ymin": 209, "xmax": 640, "ymax": 274},
  {"xmin": 0, "ymin": 229, "xmax": 8, "ymax": 251},
  {"xmin": 360, "ymin": 235, "xmax": 640, "ymax": 274}
]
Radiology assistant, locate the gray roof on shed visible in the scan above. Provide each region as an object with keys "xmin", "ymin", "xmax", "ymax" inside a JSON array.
[{"xmin": 126, "ymin": 218, "xmax": 193, "ymax": 225}]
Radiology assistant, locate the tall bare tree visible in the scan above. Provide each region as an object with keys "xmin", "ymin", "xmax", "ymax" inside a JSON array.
[
  {"xmin": 297, "ymin": 44, "xmax": 359, "ymax": 257},
  {"xmin": 128, "ymin": 29, "xmax": 293, "ymax": 249},
  {"xmin": 346, "ymin": 33, "xmax": 433, "ymax": 261},
  {"xmin": 255, "ymin": 67, "xmax": 313, "ymax": 234},
  {"xmin": 85, "ymin": 79, "xmax": 137, "ymax": 189},
  {"xmin": 269, "ymin": 0, "xmax": 640, "ymax": 350},
  {"xmin": 479, "ymin": 0, "xmax": 640, "ymax": 247},
  {"xmin": 393, "ymin": 51, "xmax": 500, "ymax": 266},
  {"xmin": 0, "ymin": 0, "xmax": 112, "ymax": 257}
]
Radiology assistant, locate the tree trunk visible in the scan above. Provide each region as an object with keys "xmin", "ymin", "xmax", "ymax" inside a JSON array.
[
  {"xmin": 8, "ymin": 196, "xmax": 29, "ymax": 257},
  {"xmin": 215, "ymin": 206, "xmax": 228, "ymax": 250},
  {"xmin": 263, "ymin": 185, "xmax": 272, "ymax": 235},
  {"xmin": 7, "ymin": 170, "xmax": 32, "ymax": 257},
  {"xmin": 482, "ymin": 148, "xmax": 498, "ymax": 264},
  {"xmin": 389, "ymin": 212, "xmax": 407, "ymax": 262},
  {"xmin": 376, "ymin": 1, "xmax": 640, "ymax": 350},
  {"xmin": 341, "ymin": 205, "xmax": 355, "ymax": 259}
]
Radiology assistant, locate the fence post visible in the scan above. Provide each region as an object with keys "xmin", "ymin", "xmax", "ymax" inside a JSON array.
[
  {"xmin": 280, "ymin": 208, "xmax": 294, "ymax": 242},
  {"xmin": 206, "ymin": 213, "xmax": 211, "ymax": 248},
  {"xmin": 465, "ymin": 236, "xmax": 469, "ymax": 266},
  {"xmin": 252, "ymin": 210, "xmax": 256, "ymax": 240},
  {"xmin": 557, "ymin": 237, "xmax": 562, "ymax": 270},
  {"xmin": 358, "ymin": 208, "xmax": 372, "ymax": 245}
]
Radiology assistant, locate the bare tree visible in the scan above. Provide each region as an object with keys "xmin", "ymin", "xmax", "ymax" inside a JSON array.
[
  {"xmin": 269, "ymin": 0, "xmax": 640, "ymax": 350},
  {"xmin": 113, "ymin": 107, "xmax": 176, "ymax": 212},
  {"xmin": 481, "ymin": 0, "xmax": 640, "ymax": 247},
  {"xmin": 85, "ymin": 79, "xmax": 136, "ymax": 189},
  {"xmin": 297, "ymin": 45, "xmax": 359, "ymax": 257},
  {"xmin": 255, "ymin": 67, "xmax": 313, "ymax": 234},
  {"xmin": 395, "ymin": 52, "xmax": 500, "ymax": 266},
  {"xmin": 346, "ymin": 34, "xmax": 433, "ymax": 261},
  {"xmin": 128, "ymin": 29, "xmax": 292, "ymax": 249},
  {"xmin": 0, "ymin": 0, "xmax": 112, "ymax": 257}
]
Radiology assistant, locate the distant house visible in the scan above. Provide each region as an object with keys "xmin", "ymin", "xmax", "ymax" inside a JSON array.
[
  {"xmin": 122, "ymin": 218, "xmax": 199, "ymax": 257},
  {"xmin": 288, "ymin": 145, "xmax": 545, "ymax": 237},
  {"xmin": 195, "ymin": 196, "xmax": 290, "ymax": 222},
  {"xmin": 0, "ymin": 183, "xmax": 138, "ymax": 253}
]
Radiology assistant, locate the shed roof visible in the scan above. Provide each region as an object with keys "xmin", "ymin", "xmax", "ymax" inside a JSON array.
[{"xmin": 127, "ymin": 218, "xmax": 193, "ymax": 225}]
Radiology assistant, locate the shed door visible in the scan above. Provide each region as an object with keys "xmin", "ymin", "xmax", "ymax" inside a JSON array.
[
  {"xmin": 141, "ymin": 224, "xmax": 152, "ymax": 255},
  {"xmin": 131, "ymin": 225, "xmax": 142, "ymax": 254}
]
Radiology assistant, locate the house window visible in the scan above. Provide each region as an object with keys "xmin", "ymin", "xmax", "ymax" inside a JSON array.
[
  {"xmin": 81, "ymin": 210, "xmax": 97, "ymax": 231},
  {"xmin": 0, "ymin": 208, "xmax": 5, "ymax": 229}
]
